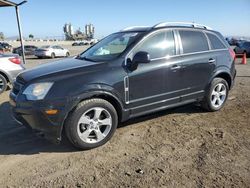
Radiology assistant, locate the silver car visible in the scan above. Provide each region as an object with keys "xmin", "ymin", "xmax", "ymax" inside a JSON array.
[
  {"xmin": 34, "ymin": 45, "xmax": 70, "ymax": 59},
  {"xmin": 0, "ymin": 54, "xmax": 25, "ymax": 94}
]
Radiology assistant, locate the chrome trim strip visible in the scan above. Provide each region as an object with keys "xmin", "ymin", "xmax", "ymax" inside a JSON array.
[
  {"xmin": 129, "ymin": 87, "xmax": 191, "ymax": 104},
  {"xmin": 124, "ymin": 76, "xmax": 129, "ymax": 104},
  {"xmin": 173, "ymin": 30, "xmax": 180, "ymax": 55},
  {"xmin": 140, "ymin": 49, "xmax": 228, "ymax": 62},
  {"xmin": 131, "ymin": 90, "xmax": 204, "ymax": 110},
  {"xmin": 153, "ymin": 22, "xmax": 213, "ymax": 30},
  {"xmin": 176, "ymin": 30, "xmax": 183, "ymax": 54},
  {"xmin": 121, "ymin": 26, "xmax": 150, "ymax": 31}
]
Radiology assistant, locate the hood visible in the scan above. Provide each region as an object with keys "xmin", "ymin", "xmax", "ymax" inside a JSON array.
[{"xmin": 18, "ymin": 58, "xmax": 101, "ymax": 83}]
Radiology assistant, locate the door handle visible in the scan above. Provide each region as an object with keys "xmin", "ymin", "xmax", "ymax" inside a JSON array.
[
  {"xmin": 208, "ymin": 58, "xmax": 216, "ymax": 63},
  {"xmin": 171, "ymin": 65, "xmax": 181, "ymax": 70}
]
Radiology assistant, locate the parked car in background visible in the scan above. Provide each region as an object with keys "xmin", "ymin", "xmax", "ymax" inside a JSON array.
[
  {"xmin": 0, "ymin": 42, "xmax": 12, "ymax": 52},
  {"xmin": 34, "ymin": 45, "xmax": 70, "ymax": 58},
  {"xmin": 10, "ymin": 22, "xmax": 236, "ymax": 150},
  {"xmin": 0, "ymin": 54, "xmax": 25, "ymax": 94},
  {"xmin": 13, "ymin": 45, "xmax": 38, "ymax": 56},
  {"xmin": 234, "ymin": 41, "xmax": 250, "ymax": 57},
  {"xmin": 72, "ymin": 41, "xmax": 85, "ymax": 46},
  {"xmin": 72, "ymin": 39, "xmax": 99, "ymax": 46},
  {"xmin": 0, "ymin": 44, "xmax": 4, "ymax": 53}
]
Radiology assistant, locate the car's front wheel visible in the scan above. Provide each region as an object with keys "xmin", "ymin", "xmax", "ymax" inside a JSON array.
[
  {"xmin": 201, "ymin": 78, "xmax": 229, "ymax": 112},
  {"xmin": 65, "ymin": 98, "xmax": 118, "ymax": 150},
  {"xmin": 51, "ymin": 53, "xmax": 55, "ymax": 59}
]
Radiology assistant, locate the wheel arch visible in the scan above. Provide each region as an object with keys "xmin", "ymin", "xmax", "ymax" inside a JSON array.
[
  {"xmin": 60, "ymin": 90, "xmax": 127, "ymax": 141},
  {"xmin": 212, "ymin": 70, "xmax": 232, "ymax": 89},
  {"xmin": 0, "ymin": 70, "xmax": 10, "ymax": 83}
]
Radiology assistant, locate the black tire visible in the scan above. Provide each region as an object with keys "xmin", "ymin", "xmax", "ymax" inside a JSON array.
[
  {"xmin": 0, "ymin": 74, "xmax": 8, "ymax": 94},
  {"xmin": 65, "ymin": 98, "xmax": 118, "ymax": 150},
  {"xmin": 51, "ymin": 53, "xmax": 55, "ymax": 59},
  {"xmin": 201, "ymin": 78, "xmax": 229, "ymax": 112},
  {"xmin": 66, "ymin": 52, "xmax": 70, "ymax": 57}
]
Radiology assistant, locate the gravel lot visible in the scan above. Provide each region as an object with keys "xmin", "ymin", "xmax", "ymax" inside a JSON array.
[{"xmin": 0, "ymin": 45, "xmax": 249, "ymax": 187}]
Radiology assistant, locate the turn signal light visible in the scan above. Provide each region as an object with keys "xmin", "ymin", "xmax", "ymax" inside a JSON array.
[{"xmin": 45, "ymin": 109, "xmax": 58, "ymax": 115}]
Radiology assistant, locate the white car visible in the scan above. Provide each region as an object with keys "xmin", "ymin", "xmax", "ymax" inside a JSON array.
[
  {"xmin": 0, "ymin": 54, "xmax": 25, "ymax": 94},
  {"xmin": 34, "ymin": 45, "xmax": 70, "ymax": 59}
]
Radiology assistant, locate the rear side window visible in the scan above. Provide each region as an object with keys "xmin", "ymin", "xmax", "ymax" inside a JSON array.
[
  {"xmin": 243, "ymin": 42, "xmax": 250, "ymax": 48},
  {"xmin": 133, "ymin": 30, "xmax": 176, "ymax": 59},
  {"xmin": 179, "ymin": 30, "xmax": 209, "ymax": 54},
  {"xmin": 207, "ymin": 33, "xmax": 226, "ymax": 50}
]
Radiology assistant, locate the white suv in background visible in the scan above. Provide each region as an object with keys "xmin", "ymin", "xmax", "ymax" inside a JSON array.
[{"xmin": 0, "ymin": 54, "xmax": 25, "ymax": 94}]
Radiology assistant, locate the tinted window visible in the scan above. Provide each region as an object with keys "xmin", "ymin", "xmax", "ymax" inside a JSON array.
[
  {"xmin": 243, "ymin": 42, "xmax": 250, "ymax": 48},
  {"xmin": 207, "ymin": 33, "xmax": 226, "ymax": 49},
  {"xmin": 179, "ymin": 30, "xmax": 209, "ymax": 53},
  {"xmin": 133, "ymin": 31, "xmax": 175, "ymax": 59}
]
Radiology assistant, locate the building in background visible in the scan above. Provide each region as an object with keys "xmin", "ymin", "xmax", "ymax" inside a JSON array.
[{"xmin": 63, "ymin": 23, "xmax": 95, "ymax": 41}]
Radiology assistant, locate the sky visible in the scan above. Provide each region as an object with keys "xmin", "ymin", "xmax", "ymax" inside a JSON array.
[{"xmin": 0, "ymin": 0, "xmax": 250, "ymax": 39}]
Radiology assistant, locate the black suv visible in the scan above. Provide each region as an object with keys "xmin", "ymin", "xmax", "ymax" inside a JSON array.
[{"xmin": 10, "ymin": 22, "xmax": 236, "ymax": 150}]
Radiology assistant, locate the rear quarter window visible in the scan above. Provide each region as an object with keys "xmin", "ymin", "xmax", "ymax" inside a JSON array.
[
  {"xmin": 243, "ymin": 42, "xmax": 250, "ymax": 48},
  {"xmin": 179, "ymin": 30, "xmax": 209, "ymax": 54},
  {"xmin": 207, "ymin": 33, "xmax": 226, "ymax": 50}
]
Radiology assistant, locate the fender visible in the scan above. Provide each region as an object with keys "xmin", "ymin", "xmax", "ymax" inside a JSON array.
[
  {"xmin": 69, "ymin": 83, "xmax": 125, "ymax": 107},
  {"xmin": 57, "ymin": 84, "xmax": 130, "ymax": 140},
  {"xmin": 0, "ymin": 69, "xmax": 12, "ymax": 82},
  {"xmin": 209, "ymin": 65, "xmax": 233, "ymax": 88}
]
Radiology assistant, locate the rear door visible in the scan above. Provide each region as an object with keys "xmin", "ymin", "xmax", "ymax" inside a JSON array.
[{"xmin": 175, "ymin": 29, "xmax": 216, "ymax": 100}]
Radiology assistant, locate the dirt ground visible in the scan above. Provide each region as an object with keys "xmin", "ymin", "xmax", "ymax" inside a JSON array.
[{"xmin": 0, "ymin": 47, "xmax": 249, "ymax": 187}]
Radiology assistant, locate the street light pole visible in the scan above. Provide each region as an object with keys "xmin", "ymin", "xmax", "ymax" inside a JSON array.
[{"xmin": 15, "ymin": 1, "xmax": 27, "ymax": 64}]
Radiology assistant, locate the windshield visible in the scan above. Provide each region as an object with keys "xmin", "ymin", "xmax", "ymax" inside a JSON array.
[{"xmin": 78, "ymin": 32, "xmax": 143, "ymax": 62}]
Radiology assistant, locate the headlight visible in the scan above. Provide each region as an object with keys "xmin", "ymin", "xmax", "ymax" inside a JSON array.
[{"xmin": 23, "ymin": 82, "xmax": 53, "ymax": 100}]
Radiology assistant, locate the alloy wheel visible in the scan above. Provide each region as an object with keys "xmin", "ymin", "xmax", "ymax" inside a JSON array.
[
  {"xmin": 77, "ymin": 107, "xmax": 112, "ymax": 144},
  {"xmin": 210, "ymin": 83, "xmax": 227, "ymax": 108}
]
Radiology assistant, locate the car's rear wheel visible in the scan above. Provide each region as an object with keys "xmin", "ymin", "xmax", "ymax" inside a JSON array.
[
  {"xmin": 201, "ymin": 78, "xmax": 229, "ymax": 112},
  {"xmin": 66, "ymin": 52, "xmax": 70, "ymax": 57},
  {"xmin": 0, "ymin": 74, "xmax": 8, "ymax": 94},
  {"xmin": 65, "ymin": 98, "xmax": 118, "ymax": 150},
  {"xmin": 51, "ymin": 53, "xmax": 55, "ymax": 59}
]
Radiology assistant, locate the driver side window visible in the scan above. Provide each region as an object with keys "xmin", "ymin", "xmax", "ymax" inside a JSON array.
[{"xmin": 131, "ymin": 30, "xmax": 176, "ymax": 60}]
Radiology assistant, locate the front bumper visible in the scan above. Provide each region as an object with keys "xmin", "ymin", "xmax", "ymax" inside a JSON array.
[{"xmin": 9, "ymin": 92, "xmax": 70, "ymax": 143}]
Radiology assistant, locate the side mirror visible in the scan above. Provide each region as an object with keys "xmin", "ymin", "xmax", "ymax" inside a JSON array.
[
  {"xmin": 132, "ymin": 51, "xmax": 150, "ymax": 64},
  {"xmin": 127, "ymin": 51, "xmax": 150, "ymax": 71}
]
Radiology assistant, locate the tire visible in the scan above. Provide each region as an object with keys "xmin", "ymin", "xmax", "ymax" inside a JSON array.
[
  {"xmin": 65, "ymin": 98, "xmax": 118, "ymax": 150},
  {"xmin": 0, "ymin": 74, "xmax": 8, "ymax": 94},
  {"xmin": 66, "ymin": 52, "xmax": 70, "ymax": 57},
  {"xmin": 51, "ymin": 53, "xmax": 55, "ymax": 59},
  {"xmin": 201, "ymin": 78, "xmax": 229, "ymax": 112}
]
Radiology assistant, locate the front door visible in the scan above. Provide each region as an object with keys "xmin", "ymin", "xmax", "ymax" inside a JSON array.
[{"xmin": 127, "ymin": 30, "xmax": 178, "ymax": 114}]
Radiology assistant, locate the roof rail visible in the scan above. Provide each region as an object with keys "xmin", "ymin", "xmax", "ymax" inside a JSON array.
[
  {"xmin": 121, "ymin": 26, "xmax": 150, "ymax": 31},
  {"xmin": 153, "ymin": 22, "xmax": 213, "ymax": 30}
]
